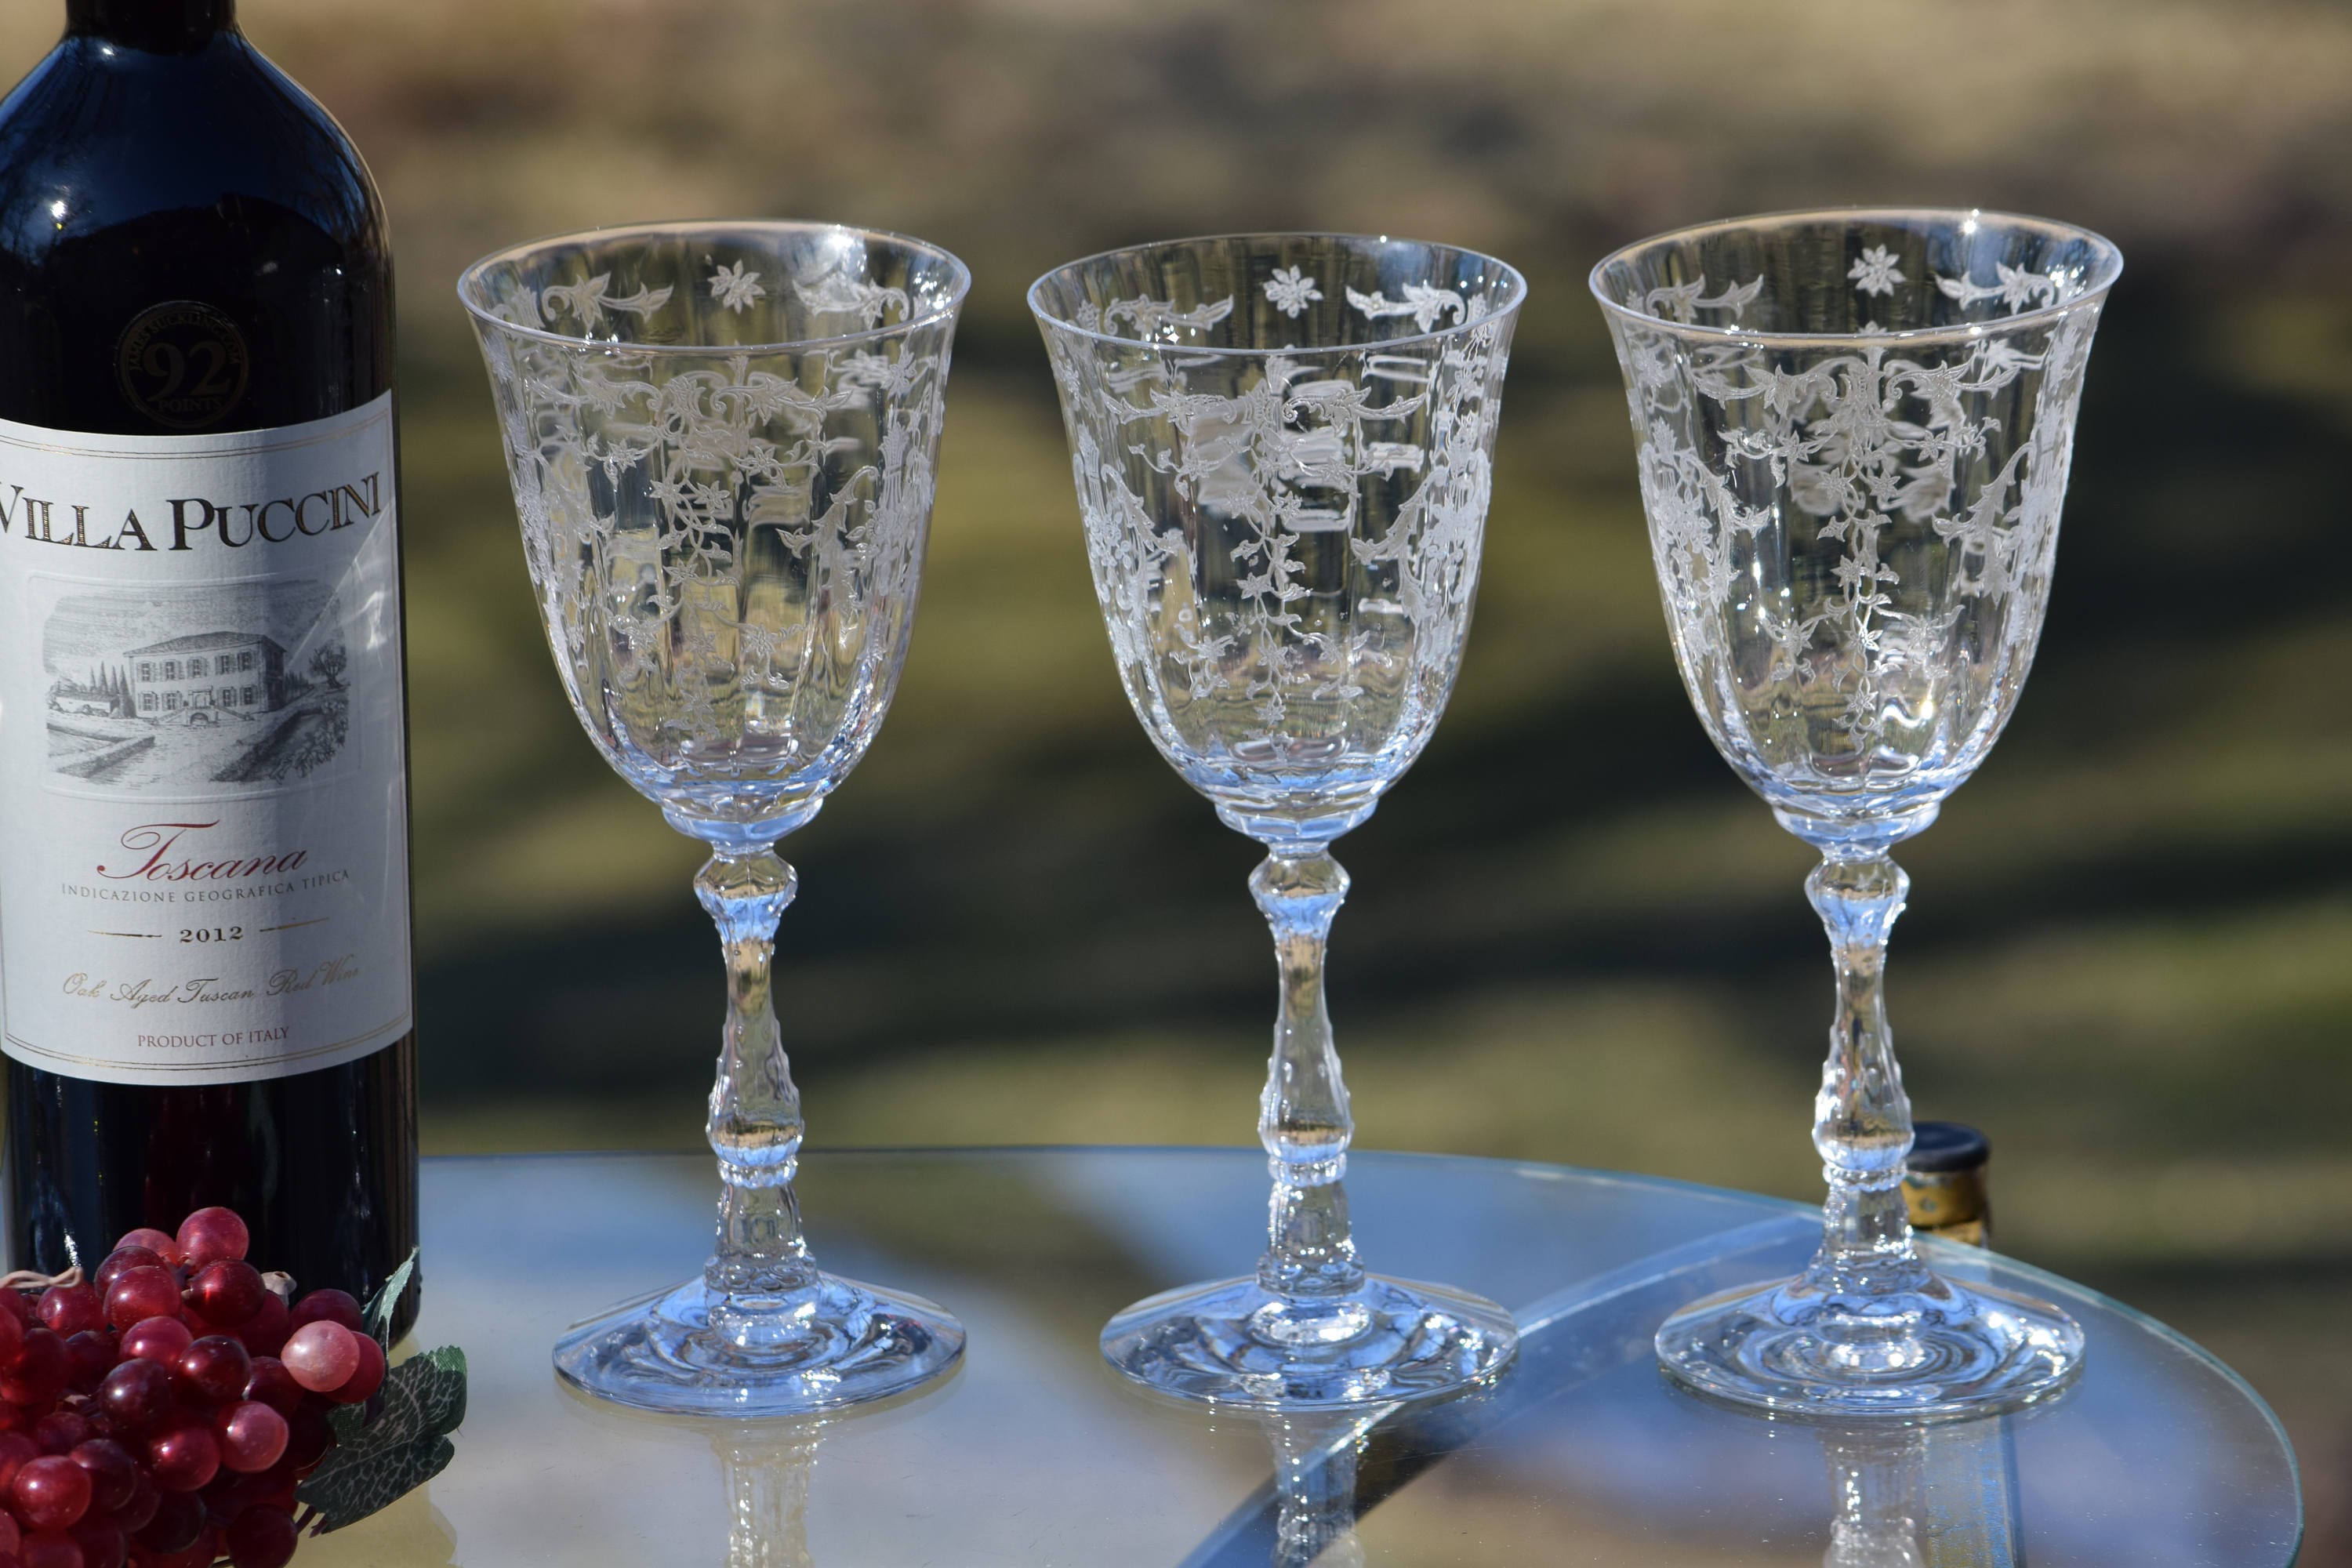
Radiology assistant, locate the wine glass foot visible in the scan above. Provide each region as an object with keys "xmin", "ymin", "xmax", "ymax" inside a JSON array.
[
  {"xmin": 1656, "ymin": 1269, "xmax": 2082, "ymax": 1419},
  {"xmin": 555, "ymin": 1272, "xmax": 964, "ymax": 1417},
  {"xmin": 1102, "ymin": 1272, "xmax": 1517, "ymax": 1409}
]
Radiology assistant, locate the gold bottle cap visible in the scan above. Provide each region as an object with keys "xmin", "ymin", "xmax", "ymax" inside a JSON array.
[{"xmin": 1904, "ymin": 1120, "xmax": 1991, "ymax": 1246}]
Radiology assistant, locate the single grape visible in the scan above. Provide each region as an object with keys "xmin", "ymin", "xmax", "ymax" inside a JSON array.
[
  {"xmin": 235, "ymin": 1360, "xmax": 300, "ymax": 1421},
  {"xmin": 201, "ymin": 1467, "xmax": 252, "ymax": 1526},
  {"xmin": 63, "ymin": 1443, "xmax": 133, "ymax": 1516},
  {"xmin": 235, "ymin": 1294, "xmax": 289, "ymax": 1362},
  {"xmin": 91, "ymin": 1363, "xmax": 169, "ymax": 1436},
  {"xmin": 13, "ymin": 1453, "xmax": 93, "ymax": 1530},
  {"xmin": 30, "ymin": 1413, "xmax": 91, "ymax": 1457},
  {"xmin": 220, "ymin": 1505, "xmax": 293, "ymax": 1568},
  {"xmin": 67, "ymin": 1515, "xmax": 122, "ymax": 1568},
  {"xmin": 209, "ymin": 1405, "xmax": 285, "ymax": 1478},
  {"xmin": 176, "ymin": 1311, "xmax": 224, "ymax": 1351},
  {"xmin": 72, "ymin": 1525, "xmax": 120, "ymax": 1568},
  {"xmin": 183, "ymin": 1265, "xmax": 264, "ymax": 1333},
  {"xmin": 1, "ymin": 1330, "xmax": 70, "ymax": 1407},
  {"xmin": 284, "ymin": 1291, "xmax": 361, "ymax": 1338},
  {"xmin": 325, "ymin": 1332, "xmax": 385, "ymax": 1406},
  {"xmin": 143, "ymin": 1423, "xmax": 218, "ymax": 1494},
  {"xmin": 89, "ymin": 1252, "xmax": 160, "ymax": 1301},
  {"xmin": 33, "ymin": 1290, "xmax": 100, "ymax": 1343},
  {"xmin": 280, "ymin": 1406, "xmax": 330, "ymax": 1474},
  {"xmin": 107, "ymin": 1470, "xmax": 157, "ymax": 1536},
  {"xmin": 129, "ymin": 1489, "xmax": 203, "ymax": 1554},
  {"xmin": 147, "ymin": 1526, "xmax": 218, "ymax": 1568},
  {"xmin": 0, "ymin": 1302, "xmax": 22, "ymax": 1365},
  {"xmin": 172, "ymin": 1212, "xmax": 247, "ymax": 1274},
  {"xmin": 18, "ymin": 1530, "xmax": 82, "ymax": 1568},
  {"xmin": 98, "ymin": 1272, "xmax": 176, "ymax": 1334},
  {"xmin": 60, "ymin": 1334, "xmax": 114, "ymax": 1397},
  {"xmin": 0, "ymin": 1431, "xmax": 41, "ymax": 1491},
  {"xmin": 278, "ymin": 1323, "xmax": 357, "ymax": 1396},
  {"xmin": 171, "ymin": 1339, "xmax": 249, "ymax": 1409},
  {"xmin": 109, "ymin": 1232, "xmax": 179, "ymax": 1269},
  {"xmin": 236, "ymin": 1459, "xmax": 297, "ymax": 1518},
  {"xmin": 116, "ymin": 1319, "xmax": 191, "ymax": 1371},
  {"xmin": 156, "ymin": 1533, "xmax": 216, "ymax": 1568}
]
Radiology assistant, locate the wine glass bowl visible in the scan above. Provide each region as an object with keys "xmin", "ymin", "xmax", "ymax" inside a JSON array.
[
  {"xmin": 460, "ymin": 220, "xmax": 967, "ymax": 1415},
  {"xmin": 1032, "ymin": 234, "xmax": 1514, "ymax": 855},
  {"xmin": 1600, "ymin": 212, "xmax": 2116, "ymax": 852},
  {"xmin": 1592, "ymin": 209, "xmax": 2122, "ymax": 1417},
  {"xmin": 462, "ymin": 222, "xmax": 963, "ymax": 847},
  {"xmin": 1033, "ymin": 233, "xmax": 1526, "ymax": 1406}
]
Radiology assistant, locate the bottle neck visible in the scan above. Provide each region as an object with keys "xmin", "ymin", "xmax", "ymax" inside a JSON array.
[{"xmin": 67, "ymin": 0, "xmax": 235, "ymax": 52}]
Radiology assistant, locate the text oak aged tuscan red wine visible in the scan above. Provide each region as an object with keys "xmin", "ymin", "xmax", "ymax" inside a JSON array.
[{"xmin": 0, "ymin": 0, "xmax": 419, "ymax": 1333}]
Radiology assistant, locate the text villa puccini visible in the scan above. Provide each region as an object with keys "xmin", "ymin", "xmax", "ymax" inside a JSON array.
[{"xmin": 0, "ymin": 470, "xmax": 385, "ymax": 552}]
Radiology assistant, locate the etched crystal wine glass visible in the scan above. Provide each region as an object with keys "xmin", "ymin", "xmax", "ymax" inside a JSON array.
[
  {"xmin": 1591, "ymin": 208, "xmax": 2122, "ymax": 1416},
  {"xmin": 460, "ymin": 221, "xmax": 968, "ymax": 1415},
  {"xmin": 1032, "ymin": 234, "xmax": 1527, "ymax": 1406}
]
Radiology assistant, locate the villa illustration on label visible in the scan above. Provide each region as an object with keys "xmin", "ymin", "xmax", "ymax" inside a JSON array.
[{"xmin": 39, "ymin": 579, "xmax": 350, "ymax": 789}]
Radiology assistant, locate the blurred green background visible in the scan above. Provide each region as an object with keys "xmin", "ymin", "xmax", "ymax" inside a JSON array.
[{"xmin": 13, "ymin": 0, "xmax": 2347, "ymax": 1547}]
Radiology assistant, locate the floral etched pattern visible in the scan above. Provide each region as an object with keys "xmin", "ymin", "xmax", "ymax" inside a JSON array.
[
  {"xmin": 539, "ymin": 274, "xmax": 673, "ymax": 330},
  {"xmin": 1263, "ymin": 267, "xmax": 1323, "ymax": 318},
  {"xmin": 1642, "ymin": 275, "xmax": 1762, "ymax": 325},
  {"xmin": 1847, "ymin": 245, "xmax": 1904, "ymax": 297},
  {"xmin": 1935, "ymin": 262, "xmax": 2078, "ymax": 314},
  {"xmin": 707, "ymin": 260, "xmax": 764, "ymax": 314},
  {"xmin": 1345, "ymin": 283, "xmax": 1467, "ymax": 332},
  {"xmin": 794, "ymin": 273, "xmax": 910, "ymax": 327},
  {"xmin": 1099, "ymin": 294, "xmax": 1237, "ymax": 341}
]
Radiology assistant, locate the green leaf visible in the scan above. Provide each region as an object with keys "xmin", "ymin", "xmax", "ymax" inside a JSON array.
[
  {"xmin": 296, "ymin": 1345, "xmax": 468, "ymax": 1534},
  {"xmin": 363, "ymin": 1247, "xmax": 420, "ymax": 1352}
]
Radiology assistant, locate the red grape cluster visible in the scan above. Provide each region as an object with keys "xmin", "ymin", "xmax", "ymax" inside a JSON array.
[{"xmin": 0, "ymin": 1208, "xmax": 381, "ymax": 1568}]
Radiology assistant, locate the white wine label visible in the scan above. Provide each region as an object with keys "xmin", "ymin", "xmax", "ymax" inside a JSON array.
[{"xmin": 0, "ymin": 394, "xmax": 412, "ymax": 1086}]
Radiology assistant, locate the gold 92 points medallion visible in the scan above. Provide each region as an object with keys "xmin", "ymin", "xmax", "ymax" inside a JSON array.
[{"xmin": 117, "ymin": 299, "xmax": 251, "ymax": 429}]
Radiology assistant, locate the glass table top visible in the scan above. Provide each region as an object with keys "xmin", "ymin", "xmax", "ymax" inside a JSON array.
[{"xmin": 303, "ymin": 1149, "xmax": 2300, "ymax": 1566}]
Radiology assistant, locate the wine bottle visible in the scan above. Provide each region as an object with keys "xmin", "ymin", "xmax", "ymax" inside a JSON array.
[{"xmin": 0, "ymin": 0, "xmax": 418, "ymax": 1332}]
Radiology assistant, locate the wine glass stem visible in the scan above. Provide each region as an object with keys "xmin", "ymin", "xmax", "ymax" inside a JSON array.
[
  {"xmin": 695, "ymin": 851, "xmax": 818, "ymax": 1306},
  {"xmin": 1803, "ymin": 853, "xmax": 1926, "ymax": 1295},
  {"xmin": 1250, "ymin": 849, "xmax": 1367, "ymax": 1301}
]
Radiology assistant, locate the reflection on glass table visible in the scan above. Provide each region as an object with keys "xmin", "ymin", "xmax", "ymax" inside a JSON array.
[
  {"xmin": 706, "ymin": 1416, "xmax": 823, "ymax": 1568},
  {"xmin": 302, "ymin": 1151, "xmax": 2299, "ymax": 1566}
]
